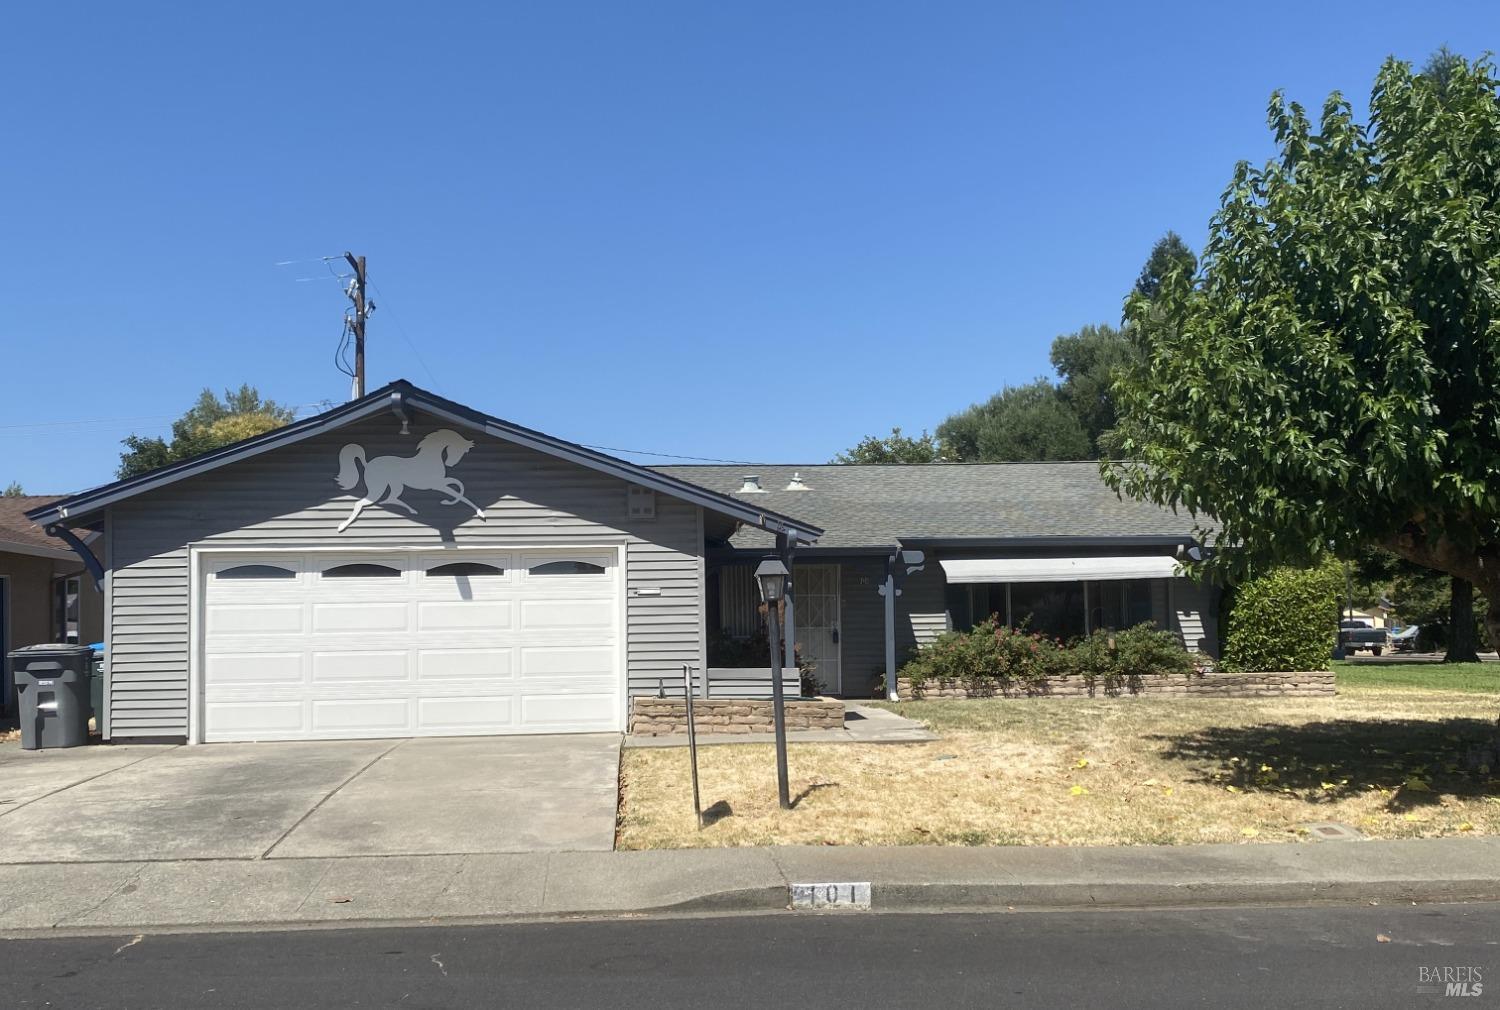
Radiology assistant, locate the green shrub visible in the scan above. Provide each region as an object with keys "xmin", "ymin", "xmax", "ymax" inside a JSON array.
[
  {"xmin": 899, "ymin": 617, "xmax": 1063, "ymax": 695},
  {"xmin": 1223, "ymin": 561, "xmax": 1343, "ymax": 672},
  {"xmin": 899, "ymin": 618, "xmax": 1197, "ymax": 697},
  {"xmin": 1065, "ymin": 623, "xmax": 1196, "ymax": 695}
]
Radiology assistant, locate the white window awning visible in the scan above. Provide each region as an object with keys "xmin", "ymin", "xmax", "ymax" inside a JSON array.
[{"xmin": 939, "ymin": 555, "xmax": 1182, "ymax": 584}]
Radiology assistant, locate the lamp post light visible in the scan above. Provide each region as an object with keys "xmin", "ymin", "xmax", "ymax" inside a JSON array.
[{"xmin": 754, "ymin": 556, "xmax": 792, "ymax": 810}]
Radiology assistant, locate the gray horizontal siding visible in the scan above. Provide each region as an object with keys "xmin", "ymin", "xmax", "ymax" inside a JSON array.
[
  {"xmin": 1171, "ymin": 577, "xmax": 1218, "ymax": 656},
  {"xmin": 900, "ymin": 563, "xmax": 949, "ymax": 652},
  {"xmin": 106, "ymin": 417, "xmax": 705, "ymax": 739}
]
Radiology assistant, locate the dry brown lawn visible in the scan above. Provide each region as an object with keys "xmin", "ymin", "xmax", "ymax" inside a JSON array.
[{"xmin": 616, "ymin": 685, "xmax": 1500, "ymax": 849}]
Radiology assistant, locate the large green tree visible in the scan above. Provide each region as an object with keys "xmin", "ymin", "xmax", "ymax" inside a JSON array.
[
  {"xmin": 1108, "ymin": 55, "xmax": 1500, "ymax": 650},
  {"xmin": 832, "ymin": 427, "xmax": 942, "ymax": 464},
  {"xmin": 1049, "ymin": 323, "xmax": 1136, "ymax": 456},
  {"xmin": 937, "ymin": 379, "xmax": 1092, "ymax": 462},
  {"xmin": 1133, "ymin": 231, "xmax": 1198, "ymax": 300},
  {"xmin": 118, "ymin": 386, "xmax": 296, "ymax": 479}
]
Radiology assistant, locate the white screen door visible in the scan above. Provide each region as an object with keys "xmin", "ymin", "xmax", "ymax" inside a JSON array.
[{"xmin": 793, "ymin": 565, "xmax": 841, "ymax": 695}]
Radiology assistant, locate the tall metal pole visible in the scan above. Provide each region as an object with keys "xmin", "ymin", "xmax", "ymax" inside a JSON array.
[
  {"xmin": 883, "ymin": 555, "xmax": 899, "ymax": 701},
  {"xmin": 683, "ymin": 664, "xmax": 703, "ymax": 829},
  {"xmin": 766, "ymin": 592, "xmax": 792, "ymax": 810},
  {"xmin": 345, "ymin": 252, "xmax": 368, "ymax": 398}
]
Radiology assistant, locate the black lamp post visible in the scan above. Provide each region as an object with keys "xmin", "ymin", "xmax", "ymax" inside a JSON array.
[{"xmin": 754, "ymin": 556, "xmax": 792, "ymax": 810}]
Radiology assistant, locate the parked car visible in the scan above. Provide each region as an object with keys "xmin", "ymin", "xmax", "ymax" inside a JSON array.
[
  {"xmin": 1388, "ymin": 624, "xmax": 1421, "ymax": 653},
  {"xmin": 1339, "ymin": 619, "xmax": 1389, "ymax": 656}
]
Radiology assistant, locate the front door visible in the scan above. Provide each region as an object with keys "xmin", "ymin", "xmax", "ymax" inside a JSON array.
[{"xmin": 794, "ymin": 565, "xmax": 841, "ymax": 695}]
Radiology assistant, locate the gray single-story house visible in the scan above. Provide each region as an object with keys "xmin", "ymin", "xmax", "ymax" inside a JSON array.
[{"xmin": 26, "ymin": 381, "xmax": 1216, "ymax": 744}]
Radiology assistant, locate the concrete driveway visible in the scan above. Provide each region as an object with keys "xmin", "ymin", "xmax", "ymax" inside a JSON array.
[{"xmin": 0, "ymin": 735, "xmax": 621, "ymax": 863}]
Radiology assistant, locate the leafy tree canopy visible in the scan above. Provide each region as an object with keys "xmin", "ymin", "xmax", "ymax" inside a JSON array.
[
  {"xmin": 3, "ymin": 482, "xmax": 23, "ymax": 497},
  {"xmin": 937, "ymin": 379, "xmax": 1092, "ymax": 462},
  {"xmin": 1107, "ymin": 55, "xmax": 1500, "ymax": 645},
  {"xmin": 118, "ymin": 385, "xmax": 296, "ymax": 479},
  {"xmin": 1133, "ymin": 231, "xmax": 1198, "ymax": 300},
  {"xmin": 1050, "ymin": 323, "xmax": 1136, "ymax": 456},
  {"xmin": 832, "ymin": 427, "xmax": 942, "ymax": 464}
]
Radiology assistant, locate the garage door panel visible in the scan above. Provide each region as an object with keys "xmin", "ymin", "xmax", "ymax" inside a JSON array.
[
  {"xmin": 208, "ymin": 604, "xmax": 303, "ymax": 635},
  {"xmin": 520, "ymin": 598, "xmax": 613, "ymax": 630},
  {"xmin": 205, "ymin": 653, "xmax": 304, "ymax": 686},
  {"xmin": 418, "ymin": 600, "xmax": 512, "ymax": 630},
  {"xmin": 311, "ymin": 698, "xmax": 411, "ymax": 733},
  {"xmin": 520, "ymin": 646, "xmax": 615, "ymax": 680},
  {"xmin": 206, "ymin": 700, "xmax": 307, "ymax": 737},
  {"xmin": 203, "ymin": 550, "xmax": 623, "ymax": 741},
  {"xmin": 417, "ymin": 696, "xmax": 515, "ymax": 732},
  {"xmin": 312, "ymin": 602, "xmax": 409, "ymax": 632},
  {"xmin": 520, "ymin": 693, "xmax": 616, "ymax": 728},
  {"xmin": 416, "ymin": 649, "xmax": 514, "ymax": 681},
  {"xmin": 312, "ymin": 651, "xmax": 410, "ymax": 683}
]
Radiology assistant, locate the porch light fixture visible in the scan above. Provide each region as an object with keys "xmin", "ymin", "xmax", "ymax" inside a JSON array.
[
  {"xmin": 754, "ymin": 556, "xmax": 792, "ymax": 809},
  {"xmin": 755, "ymin": 557, "xmax": 789, "ymax": 602}
]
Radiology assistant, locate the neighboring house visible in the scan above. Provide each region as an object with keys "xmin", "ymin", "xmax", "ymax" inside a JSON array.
[
  {"xmin": 26, "ymin": 381, "xmax": 1215, "ymax": 745},
  {"xmin": 0, "ymin": 496, "xmax": 104, "ymax": 713},
  {"xmin": 654, "ymin": 464, "xmax": 1217, "ymax": 698}
]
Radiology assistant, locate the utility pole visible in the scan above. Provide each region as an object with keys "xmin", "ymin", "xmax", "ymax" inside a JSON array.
[{"xmin": 344, "ymin": 252, "xmax": 368, "ymax": 397}]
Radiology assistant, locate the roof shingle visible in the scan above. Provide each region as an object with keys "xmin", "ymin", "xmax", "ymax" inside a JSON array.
[
  {"xmin": 651, "ymin": 463, "xmax": 1204, "ymax": 549},
  {"xmin": 0, "ymin": 495, "xmax": 67, "ymax": 552}
]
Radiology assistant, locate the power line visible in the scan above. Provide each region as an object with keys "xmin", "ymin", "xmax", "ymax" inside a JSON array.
[
  {"xmin": 580, "ymin": 443, "xmax": 768, "ymax": 464},
  {"xmin": 0, "ymin": 402, "xmax": 334, "ymax": 435},
  {"xmin": 367, "ymin": 280, "xmax": 439, "ymax": 386}
]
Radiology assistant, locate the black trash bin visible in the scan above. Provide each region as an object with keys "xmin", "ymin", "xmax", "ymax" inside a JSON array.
[{"xmin": 9, "ymin": 644, "xmax": 95, "ymax": 750}]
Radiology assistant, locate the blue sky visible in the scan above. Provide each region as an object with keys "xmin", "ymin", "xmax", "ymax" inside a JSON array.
[{"xmin": 2, "ymin": 2, "xmax": 1496, "ymax": 493}]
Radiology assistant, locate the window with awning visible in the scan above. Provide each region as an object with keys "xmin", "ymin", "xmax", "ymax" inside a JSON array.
[
  {"xmin": 938, "ymin": 555, "xmax": 1181, "ymax": 584},
  {"xmin": 939, "ymin": 555, "xmax": 1178, "ymax": 641}
]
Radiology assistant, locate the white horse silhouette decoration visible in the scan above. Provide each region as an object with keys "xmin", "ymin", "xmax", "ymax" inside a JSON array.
[{"xmin": 335, "ymin": 429, "xmax": 486, "ymax": 533}]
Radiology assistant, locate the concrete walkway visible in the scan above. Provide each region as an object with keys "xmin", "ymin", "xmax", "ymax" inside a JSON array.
[
  {"xmin": 624, "ymin": 703, "xmax": 937, "ymax": 748},
  {"xmin": 3, "ymin": 836, "xmax": 1499, "ymax": 934}
]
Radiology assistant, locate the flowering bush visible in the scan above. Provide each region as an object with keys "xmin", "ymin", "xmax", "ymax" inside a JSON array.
[
  {"xmin": 899, "ymin": 619, "xmax": 1194, "ymax": 696},
  {"xmin": 899, "ymin": 617, "xmax": 1063, "ymax": 695}
]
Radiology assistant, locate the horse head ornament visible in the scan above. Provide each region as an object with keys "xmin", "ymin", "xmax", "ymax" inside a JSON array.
[{"xmin": 334, "ymin": 429, "xmax": 486, "ymax": 533}]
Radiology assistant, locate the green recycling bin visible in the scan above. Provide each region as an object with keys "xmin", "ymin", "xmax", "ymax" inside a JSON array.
[{"xmin": 9, "ymin": 644, "xmax": 95, "ymax": 750}]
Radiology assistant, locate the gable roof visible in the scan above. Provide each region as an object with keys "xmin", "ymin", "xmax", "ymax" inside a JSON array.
[
  {"xmin": 25, "ymin": 381, "xmax": 823, "ymax": 543},
  {"xmin": 1, "ymin": 495, "xmax": 67, "ymax": 552},
  {"xmin": 0, "ymin": 495, "xmax": 98, "ymax": 559},
  {"xmin": 653, "ymin": 462, "xmax": 1203, "ymax": 550}
]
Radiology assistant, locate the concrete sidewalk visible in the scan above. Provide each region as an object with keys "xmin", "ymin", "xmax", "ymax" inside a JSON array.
[{"xmin": 4, "ymin": 836, "xmax": 1500, "ymax": 934}]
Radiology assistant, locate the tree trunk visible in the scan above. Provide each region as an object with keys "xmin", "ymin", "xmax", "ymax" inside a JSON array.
[{"xmin": 1446, "ymin": 576, "xmax": 1481, "ymax": 663}]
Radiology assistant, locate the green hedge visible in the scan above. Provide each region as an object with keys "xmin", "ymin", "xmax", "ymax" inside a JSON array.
[
  {"xmin": 899, "ymin": 618, "xmax": 1194, "ymax": 696},
  {"xmin": 1222, "ymin": 561, "xmax": 1343, "ymax": 672}
]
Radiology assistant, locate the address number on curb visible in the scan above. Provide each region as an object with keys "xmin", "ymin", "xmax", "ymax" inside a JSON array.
[{"xmin": 790, "ymin": 882, "xmax": 872, "ymax": 910}]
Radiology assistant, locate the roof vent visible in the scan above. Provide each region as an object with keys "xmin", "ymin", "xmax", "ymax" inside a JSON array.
[
  {"xmin": 737, "ymin": 474, "xmax": 765, "ymax": 494},
  {"xmin": 784, "ymin": 472, "xmax": 810, "ymax": 491}
]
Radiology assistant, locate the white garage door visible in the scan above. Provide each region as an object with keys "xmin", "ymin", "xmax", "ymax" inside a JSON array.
[{"xmin": 200, "ymin": 549, "xmax": 622, "ymax": 742}]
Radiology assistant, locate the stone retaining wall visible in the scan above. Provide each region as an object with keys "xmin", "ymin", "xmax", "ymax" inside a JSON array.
[
  {"xmin": 629, "ymin": 698, "xmax": 846, "ymax": 736},
  {"xmin": 895, "ymin": 670, "xmax": 1334, "ymax": 701}
]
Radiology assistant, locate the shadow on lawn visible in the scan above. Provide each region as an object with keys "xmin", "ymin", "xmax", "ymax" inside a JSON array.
[{"xmin": 1153, "ymin": 717, "xmax": 1500, "ymax": 810}]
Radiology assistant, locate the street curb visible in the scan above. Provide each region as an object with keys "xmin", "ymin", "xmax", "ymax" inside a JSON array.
[
  {"xmin": 4, "ymin": 879, "xmax": 1499, "ymax": 939},
  {"xmin": 865, "ymin": 879, "xmax": 1500, "ymax": 911}
]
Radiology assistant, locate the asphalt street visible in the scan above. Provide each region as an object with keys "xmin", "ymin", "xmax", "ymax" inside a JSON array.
[{"xmin": 3, "ymin": 902, "xmax": 1496, "ymax": 1009}]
